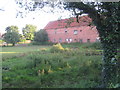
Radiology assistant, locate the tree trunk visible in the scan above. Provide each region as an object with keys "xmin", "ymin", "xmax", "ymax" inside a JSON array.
[
  {"xmin": 101, "ymin": 39, "xmax": 119, "ymax": 87},
  {"xmin": 12, "ymin": 43, "xmax": 15, "ymax": 46}
]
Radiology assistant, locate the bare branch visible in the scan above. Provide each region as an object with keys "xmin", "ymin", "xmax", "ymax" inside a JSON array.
[{"xmin": 73, "ymin": 8, "xmax": 83, "ymax": 23}]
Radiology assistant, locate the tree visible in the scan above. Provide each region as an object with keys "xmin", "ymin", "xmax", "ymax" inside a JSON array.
[
  {"xmin": 15, "ymin": 1, "xmax": 120, "ymax": 87},
  {"xmin": 3, "ymin": 26, "xmax": 20, "ymax": 46},
  {"xmin": 5, "ymin": 25, "xmax": 19, "ymax": 33},
  {"xmin": 22, "ymin": 24, "xmax": 37, "ymax": 40},
  {"xmin": 34, "ymin": 29, "xmax": 48, "ymax": 43},
  {"xmin": 19, "ymin": 34, "xmax": 26, "ymax": 43},
  {"xmin": 64, "ymin": 2, "xmax": 120, "ymax": 87}
]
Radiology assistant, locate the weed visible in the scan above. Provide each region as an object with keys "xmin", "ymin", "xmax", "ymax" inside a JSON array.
[{"xmin": 2, "ymin": 43, "xmax": 109, "ymax": 88}]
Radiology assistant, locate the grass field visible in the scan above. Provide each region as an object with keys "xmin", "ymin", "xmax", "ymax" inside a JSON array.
[
  {"xmin": 2, "ymin": 43, "xmax": 120, "ymax": 88},
  {"xmin": 2, "ymin": 45, "xmax": 50, "ymax": 60}
]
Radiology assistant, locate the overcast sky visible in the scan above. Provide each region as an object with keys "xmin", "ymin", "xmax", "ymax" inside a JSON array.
[{"xmin": 0, "ymin": 0, "xmax": 72, "ymax": 34}]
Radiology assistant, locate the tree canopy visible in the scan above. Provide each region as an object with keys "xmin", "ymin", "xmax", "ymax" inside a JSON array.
[
  {"xmin": 22, "ymin": 24, "xmax": 37, "ymax": 40},
  {"xmin": 3, "ymin": 25, "xmax": 20, "ymax": 46},
  {"xmin": 5, "ymin": 25, "xmax": 19, "ymax": 33},
  {"xmin": 34, "ymin": 29, "xmax": 48, "ymax": 43}
]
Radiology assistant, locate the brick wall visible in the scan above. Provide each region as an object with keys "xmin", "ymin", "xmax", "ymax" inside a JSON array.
[{"xmin": 46, "ymin": 26, "xmax": 99, "ymax": 43}]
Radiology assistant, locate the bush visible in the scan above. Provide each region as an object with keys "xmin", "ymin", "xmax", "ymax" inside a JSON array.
[
  {"xmin": 118, "ymin": 42, "xmax": 120, "ymax": 49},
  {"xmin": 50, "ymin": 43, "xmax": 65, "ymax": 53},
  {"xmin": 82, "ymin": 42, "xmax": 102, "ymax": 49},
  {"xmin": 33, "ymin": 29, "xmax": 48, "ymax": 43},
  {"xmin": 91, "ymin": 42, "xmax": 102, "ymax": 49}
]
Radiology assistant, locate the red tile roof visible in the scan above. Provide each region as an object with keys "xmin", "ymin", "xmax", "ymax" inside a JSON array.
[{"xmin": 44, "ymin": 15, "xmax": 92, "ymax": 30}]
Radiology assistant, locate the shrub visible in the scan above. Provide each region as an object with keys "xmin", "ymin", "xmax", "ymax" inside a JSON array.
[
  {"xmin": 50, "ymin": 43, "xmax": 65, "ymax": 53},
  {"xmin": 82, "ymin": 42, "xmax": 102, "ymax": 49},
  {"xmin": 64, "ymin": 48, "xmax": 70, "ymax": 51},
  {"xmin": 91, "ymin": 42, "xmax": 102, "ymax": 49},
  {"xmin": 33, "ymin": 29, "xmax": 48, "ymax": 43},
  {"xmin": 40, "ymin": 48, "xmax": 47, "ymax": 52}
]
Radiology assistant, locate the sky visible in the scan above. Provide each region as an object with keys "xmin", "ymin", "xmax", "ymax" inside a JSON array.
[{"xmin": 0, "ymin": 0, "xmax": 72, "ymax": 34}]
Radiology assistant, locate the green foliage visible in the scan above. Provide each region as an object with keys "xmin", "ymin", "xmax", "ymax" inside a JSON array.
[
  {"xmin": 2, "ymin": 46, "xmax": 102, "ymax": 88},
  {"xmin": 3, "ymin": 28, "xmax": 20, "ymax": 46},
  {"xmin": 50, "ymin": 43, "xmax": 66, "ymax": 53},
  {"xmin": 108, "ymin": 83, "xmax": 120, "ymax": 88},
  {"xmin": 2, "ymin": 43, "xmax": 120, "ymax": 88},
  {"xmin": 90, "ymin": 42, "xmax": 102, "ymax": 49},
  {"xmin": 33, "ymin": 29, "xmax": 48, "ymax": 44},
  {"xmin": 118, "ymin": 41, "xmax": 120, "ymax": 49},
  {"xmin": 22, "ymin": 24, "xmax": 37, "ymax": 40},
  {"xmin": 82, "ymin": 42, "xmax": 102, "ymax": 50},
  {"xmin": 5, "ymin": 25, "xmax": 19, "ymax": 33},
  {"xmin": 19, "ymin": 34, "xmax": 26, "ymax": 42}
]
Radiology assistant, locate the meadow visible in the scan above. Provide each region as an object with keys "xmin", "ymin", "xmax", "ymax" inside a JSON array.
[
  {"xmin": 2, "ymin": 43, "xmax": 119, "ymax": 88},
  {"xmin": 2, "ymin": 45, "xmax": 50, "ymax": 60}
]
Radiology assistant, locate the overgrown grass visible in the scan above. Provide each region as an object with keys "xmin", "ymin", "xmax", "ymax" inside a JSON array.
[
  {"xmin": 62, "ymin": 42, "xmax": 102, "ymax": 49},
  {"xmin": 3, "ymin": 42, "xmax": 120, "ymax": 88},
  {"xmin": 2, "ymin": 43, "xmax": 103, "ymax": 88},
  {"xmin": 2, "ymin": 45, "xmax": 50, "ymax": 60}
]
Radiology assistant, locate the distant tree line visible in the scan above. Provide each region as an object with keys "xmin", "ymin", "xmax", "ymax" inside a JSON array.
[{"xmin": 2, "ymin": 24, "xmax": 48, "ymax": 46}]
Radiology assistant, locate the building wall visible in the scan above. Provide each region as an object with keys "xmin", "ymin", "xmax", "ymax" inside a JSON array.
[{"xmin": 45, "ymin": 26, "xmax": 99, "ymax": 43}]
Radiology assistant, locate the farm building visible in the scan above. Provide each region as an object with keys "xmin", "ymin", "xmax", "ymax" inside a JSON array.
[{"xmin": 44, "ymin": 15, "xmax": 99, "ymax": 43}]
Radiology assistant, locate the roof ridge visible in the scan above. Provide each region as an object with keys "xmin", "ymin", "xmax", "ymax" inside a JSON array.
[
  {"xmin": 49, "ymin": 15, "xmax": 88, "ymax": 22},
  {"xmin": 44, "ymin": 15, "xmax": 91, "ymax": 30}
]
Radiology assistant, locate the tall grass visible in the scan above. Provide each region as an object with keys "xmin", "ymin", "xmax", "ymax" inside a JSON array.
[{"xmin": 2, "ymin": 44, "xmax": 102, "ymax": 88}]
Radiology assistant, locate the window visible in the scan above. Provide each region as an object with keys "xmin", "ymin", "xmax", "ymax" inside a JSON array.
[
  {"xmin": 87, "ymin": 39, "xmax": 90, "ymax": 43},
  {"xmin": 66, "ymin": 39, "xmax": 68, "ymax": 42},
  {"xmin": 65, "ymin": 30, "xmax": 67, "ymax": 33},
  {"xmin": 74, "ymin": 39, "xmax": 77, "ymax": 42},
  {"xmin": 66, "ymin": 38, "xmax": 72, "ymax": 43},
  {"xmin": 69, "ymin": 38, "xmax": 72, "ymax": 42},
  {"xmin": 74, "ymin": 30, "xmax": 78, "ymax": 35}
]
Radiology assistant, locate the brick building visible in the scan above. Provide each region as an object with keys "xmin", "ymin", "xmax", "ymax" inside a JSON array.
[{"xmin": 44, "ymin": 15, "xmax": 99, "ymax": 43}]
